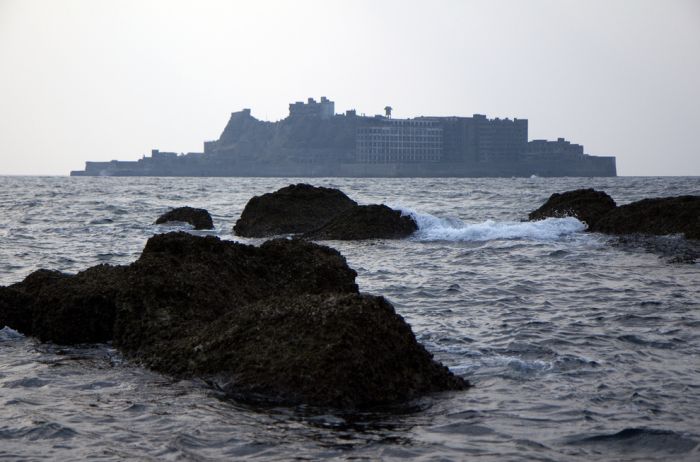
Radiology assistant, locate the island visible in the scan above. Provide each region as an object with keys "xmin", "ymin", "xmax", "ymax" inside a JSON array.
[{"xmin": 70, "ymin": 97, "xmax": 616, "ymax": 177}]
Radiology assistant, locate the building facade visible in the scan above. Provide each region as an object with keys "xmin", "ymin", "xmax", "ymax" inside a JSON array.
[
  {"xmin": 356, "ymin": 114, "xmax": 527, "ymax": 164},
  {"xmin": 356, "ymin": 118, "xmax": 443, "ymax": 163}
]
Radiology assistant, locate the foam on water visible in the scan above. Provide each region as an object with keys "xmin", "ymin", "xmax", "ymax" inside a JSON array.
[
  {"xmin": 393, "ymin": 206, "xmax": 586, "ymax": 242},
  {"xmin": 0, "ymin": 326, "xmax": 24, "ymax": 341},
  {"xmin": 450, "ymin": 355, "xmax": 554, "ymax": 377}
]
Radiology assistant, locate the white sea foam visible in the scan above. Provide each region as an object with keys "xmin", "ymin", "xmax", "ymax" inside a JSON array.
[
  {"xmin": 0, "ymin": 326, "xmax": 25, "ymax": 341},
  {"xmin": 448, "ymin": 354, "xmax": 554, "ymax": 377},
  {"xmin": 392, "ymin": 206, "xmax": 586, "ymax": 242}
]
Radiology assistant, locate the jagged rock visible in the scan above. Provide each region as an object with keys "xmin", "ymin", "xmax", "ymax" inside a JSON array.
[
  {"xmin": 592, "ymin": 196, "xmax": 700, "ymax": 240},
  {"xmin": 303, "ymin": 204, "xmax": 418, "ymax": 240},
  {"xmin": 233, "ymin": 184, "xmax": 358, "ymax": 237},
  {"xmin": 0, "ymin": 232, "xmax": 468, "ymax": 407},
  {"xmin": 155, "ymin": 206, "xmax": 214, "ymax": 230},
  {"xmin": 528, "ymin": 188, "xmax": 616, "ymax": 227}
]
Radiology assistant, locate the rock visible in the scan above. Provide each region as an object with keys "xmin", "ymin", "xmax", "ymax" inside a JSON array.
[
  {"xmin": 233, "ymin": 184, "xmax": 357, "ymax": 237},
  {"xmin": 1, "ymin": 266, "xmax": 125, "ymax": 344},
  {"xmin": 592, "ymin": 196, "xmax": 700, "ymax": 240},
  {"xmin": 528, "ymin": 188, "xmax": 616, "ymax": 227},
  {"xmin": 530, "ymin": 190, "xmax": 700, "ymax": 242},
  {"xmin": 303, "ymin": 204, "xmax": 418, "ymax": 240},
  {"xmin": 113, "ymin": 233, "xmax": 361, "ymax": 376},
  {"xmin": 200, "ymin": 293, "xmax": 466, "ymax": 406},
  {"xmin": 155, "ymin": 206, "xmax": 214, "ymax": 230},
  {"xmin": 0, "ymin": 232, "xmax": 468, "ymax": 407},
  {"xmin": 0, "ymin": 286, "xmax": 32, "ymax": 336}
]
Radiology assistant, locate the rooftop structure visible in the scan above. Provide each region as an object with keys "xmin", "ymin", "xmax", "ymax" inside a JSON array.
[{"xmin": 289, "ymin": 96, "xmax": 335, "ymax": 120}]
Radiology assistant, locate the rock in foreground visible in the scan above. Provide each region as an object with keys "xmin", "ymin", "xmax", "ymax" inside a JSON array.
[
  {"xmin": 191, "ymin": 293, "xmax": 465, "ymax": 406},
  {"xmin": 233, "ymin": 184, "xmax": 357, "ymax": 237},
  {"xmin": 528, "ymin": 188, "xmax": 616, "ymax": 227},
  {"xmin": 0, "ymin": 232, "xmax": 467, "ymax": 408},
  {"xmin": 155, "ymin": 206, "xmax": 214, "ymax": 230},
  {"xmin": 303, "ymin": 204, "xmax": 418, "ymax": 240}
]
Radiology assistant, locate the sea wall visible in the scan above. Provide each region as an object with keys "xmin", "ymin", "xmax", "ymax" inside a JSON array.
[{"xmin": 71, "ymin": 156, "xmax": 617, "ymax": 178}]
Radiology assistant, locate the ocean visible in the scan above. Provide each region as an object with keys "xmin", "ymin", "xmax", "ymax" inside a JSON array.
[{"xmin": 1, "ymin": 176, "xmax": 699, "ymax": 461}]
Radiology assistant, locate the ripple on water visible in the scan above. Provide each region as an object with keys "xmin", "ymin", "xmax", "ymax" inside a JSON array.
[{"xmin": 567, "ymin": 428, "xmax": 699, "ymax": 455}]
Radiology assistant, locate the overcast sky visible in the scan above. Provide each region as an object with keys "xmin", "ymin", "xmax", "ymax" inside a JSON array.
[{"xmin": 1, "ymin": 0, "xmax": 698, "ymax": 176}]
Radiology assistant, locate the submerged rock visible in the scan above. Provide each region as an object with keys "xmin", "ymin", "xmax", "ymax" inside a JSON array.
[
  {"xmin": 611, "ymin": 234, "xmax": 699, "ymax": 264},
  {"xmin": 155, "ymin": 206, "xmax": 214, "ymax": 230},
  {"xmin": 233, "ymin": 184, "xmax": 357, "ymax": 237},
  {"xmin": 303, "ymin": 204, "xmax": 418, "ymax": 240},
  {"xmin": 591, "ymin": 196, "xmax": 700, "ymax": 240},
  {"xmin": 0, "ymin": 232, "xmax": 467, "ymax": 407},
  {"xmin": 528, "ymin": 188, "xmax": 616, "ymax": 227}
]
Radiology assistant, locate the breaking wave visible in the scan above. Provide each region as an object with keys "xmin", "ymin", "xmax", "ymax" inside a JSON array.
[
  {"xmin": 393, "ymin": 207, "xmax": 586, "ymax": 242},
  {"xmin": 0, "ymin": 326, "xmax": 24, "ymax": 341}
]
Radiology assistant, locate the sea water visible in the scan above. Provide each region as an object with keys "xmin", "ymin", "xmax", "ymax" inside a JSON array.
[{"xmin": 0, "ymin": 176, "xmax": 699, "ymax": 461}]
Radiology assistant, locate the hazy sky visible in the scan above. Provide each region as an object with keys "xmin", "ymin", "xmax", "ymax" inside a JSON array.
[{"xmin": 1, "ymin": 0, "xmax": 699, "ymax": 175}]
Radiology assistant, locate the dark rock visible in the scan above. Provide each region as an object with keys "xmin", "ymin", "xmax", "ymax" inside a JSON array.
[
  {"xmin": 303, "ymin": 204, "xmax": 418, "ymax": 240},
  {"xmin": 200, "ymin": 293, "xmax": 466, "ymax": 407},
  {"xmin": 528, "ymin": 188, "xmax": 616, "ymax": 227},
  {"xmin": 233, "ymin": 184, "xmax": 358, "ymax": 237},
  {"xmin": 592, "ymin": 196, "xmax": 700, "ymax": 240},
  {"xmin": 2, "ymin": 266, "xmax": 125, "ymax": 344},
  {"xmin": 0, "ymin": 286, "xmax": 32, "ymax": 336},
  {"xmin": 0, "ymin": 232, "xmax": 467, "ymax": 407},
  {"xmin": 113, "ymin": 233, "xmax": 360, "ymax": 376},
  {"xmin": 530, "ymin": 190, "xmax": 700, "ymax": 244},
  {"xmin": 155, "ymin": 206, "xmax": 214, "ymax": 230}
]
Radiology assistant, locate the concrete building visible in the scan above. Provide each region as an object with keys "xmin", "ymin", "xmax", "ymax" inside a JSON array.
[
  {"xmin": 357, "ymin": 114, "xmax": 527, "ymax": 165},
  {"xmin": 289, "ymin": 96, "xmax": 335, "ymax": 120},
  {"xmin": 437, "ymin": 115, "xmax": 528, "ymax": 163},
  {"xmin": 356, "ymin": 118, "xmax": 443, "ymax": 163},
  {"xmin": 524, "ymin": 138, "xmax": 584, "ymax": 160}
]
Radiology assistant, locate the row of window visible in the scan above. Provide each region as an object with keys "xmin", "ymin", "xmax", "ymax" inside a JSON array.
[
  {"xmin": 358, "ymin": 142, "xmax": 442, "ymax": 148},
  {"xmin": 360, "ymin": 121, "xmax": 439, "ymax": 128},
  {"xmin": 358, "ymin": 147, "xmax": 442, "ymax": 153},
  {"xmin": 357, "ymin": 154, "xmax": 441, "ymax": 163}
]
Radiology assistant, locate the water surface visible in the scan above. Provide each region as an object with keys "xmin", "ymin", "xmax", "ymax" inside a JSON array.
[{"xmin": 1, "ymin": 176, "xmax": 699, "ymax": 461}]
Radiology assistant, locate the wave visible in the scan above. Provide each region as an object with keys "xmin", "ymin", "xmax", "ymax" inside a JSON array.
[
  {"xmin": 393, "ymin": 206, "xmax": 586, "ymax": 242},
  {"xmin": 0, "ymin": 326, "xmax": 25, "ymax": 341}
]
